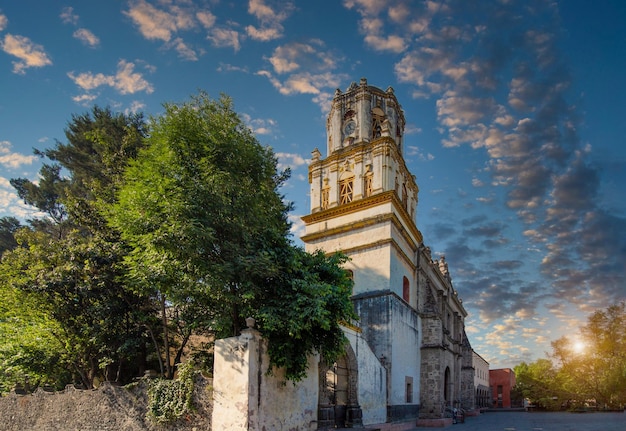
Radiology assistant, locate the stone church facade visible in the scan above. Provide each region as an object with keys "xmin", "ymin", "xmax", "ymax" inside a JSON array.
[{"xmin": 301, "ymin": 78, "xmax": 476, "ymax": 428}]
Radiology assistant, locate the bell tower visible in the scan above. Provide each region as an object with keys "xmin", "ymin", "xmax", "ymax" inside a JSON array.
[{"xmin": 302, "ymin": 77, "xmax": 422, "ymax": 298}]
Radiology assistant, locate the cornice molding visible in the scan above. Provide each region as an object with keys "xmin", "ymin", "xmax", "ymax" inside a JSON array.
[{"xmin": 302, "ymin": 190, "xmax": 423, "ymax": 244}]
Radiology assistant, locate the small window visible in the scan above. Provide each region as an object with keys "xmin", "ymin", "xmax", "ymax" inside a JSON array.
[
  {"xmin": 405, "ymin": 376, "xmax": 413, "ymax": 403},
  {"xmin": 364, "ymin": 174, "xmax": 373, "ymax": 197},
  {"xmin": 402, "ymin": 276, "xmax": 410, "ymax": 302},
  {"xmin": 339, "ymin": 178, "xmax": 353, "ymax": 204}
]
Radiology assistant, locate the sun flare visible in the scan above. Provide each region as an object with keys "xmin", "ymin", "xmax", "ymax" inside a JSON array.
[{"xmin": 573, "ymin": 340, "xmax": 586, "ymax": 354}]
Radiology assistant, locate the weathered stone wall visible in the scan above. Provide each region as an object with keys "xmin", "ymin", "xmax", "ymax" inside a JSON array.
[{"xmin": 0, "ymin": 376, "xmax": 212, "ymax": 431}]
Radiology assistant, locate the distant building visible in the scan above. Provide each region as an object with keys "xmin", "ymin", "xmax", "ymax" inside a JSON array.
[
  {"xmin": 489, "ymin": 368, "xmax": 516, "ymax": 408},
  {"xmin": 472, "ymin": 351, "xmax": 490, "ymax": 409}
]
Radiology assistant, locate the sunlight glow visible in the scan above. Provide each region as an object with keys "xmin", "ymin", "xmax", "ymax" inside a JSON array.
[{"xmin": 573, "ymin": 340, "xmax": 586, "ymax": 354}]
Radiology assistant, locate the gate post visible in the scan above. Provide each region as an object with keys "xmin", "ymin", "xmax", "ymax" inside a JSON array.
[{"xmin": 212, "ymin": 318, "xmax": 261, "ymax": 431}]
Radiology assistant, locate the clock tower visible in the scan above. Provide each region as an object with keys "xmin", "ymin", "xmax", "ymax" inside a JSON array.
[{"xmin": 302, "ymin": 77, "xmax": 422, "ymax": 298}]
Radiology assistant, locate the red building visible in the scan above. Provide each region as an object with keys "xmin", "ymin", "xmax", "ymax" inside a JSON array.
[{"xmin": 489, "ymin": 368, "xmax": 516, "ymax": 408}]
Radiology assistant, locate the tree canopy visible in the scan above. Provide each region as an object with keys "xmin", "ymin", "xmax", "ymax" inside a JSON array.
[
  {"xmin": 0, "ymin": 107, "xmax": 153, "ymax": 391},
  {"xmin": 514, "ymin": 302, "xmax": 626, "ymax": 410}
]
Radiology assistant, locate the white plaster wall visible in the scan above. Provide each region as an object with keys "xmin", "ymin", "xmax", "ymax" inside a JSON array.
[
  {"xmin": 344, "ymin": 327, "xmax": 387, "ymax": 426},
  {"xmin": 213, "ymin": 330, "xmax": 319, "ymax": 431},
  {"xmin": 212, "ymin": 334, "xmax": 255, "ymax": 431},
  {"xmin": 473, "ymin": 351, "xmax": 489, "ymax": 389},
  {"xmin": 347, "ymin": 245, "xmax": 392, "ymax": 295},
  {"xmin": 389, "ymin": 302, "xmax": 421, "ymax": 406},
  {"xmin": 257, "ymin": 352, "xmax": 319, "ymax": 431},
  {"xmin": 304, "ymin": 202, "xmax": 395, "ymax": 235}
]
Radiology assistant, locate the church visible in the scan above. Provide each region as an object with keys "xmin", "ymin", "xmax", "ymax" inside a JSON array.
[
  {"xmin": 301, "ymin": 78, "xmax": 475, "ymax": 428},
  {"xmin": 212, "ymin": 78, "xmax": 477, "ymax": 431}
]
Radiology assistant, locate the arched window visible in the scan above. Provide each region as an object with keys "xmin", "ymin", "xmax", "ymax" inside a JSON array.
[
  {"xmin": 402, "ymin": 276, "xmax": 410, "ymax": 302},
  {"xmin": 372, "ymin": 106, "xmax": 385, "ymax": 139},
  {"xmin": 339, "ymin": 173, "xmax": 354, "ymax": 205}
]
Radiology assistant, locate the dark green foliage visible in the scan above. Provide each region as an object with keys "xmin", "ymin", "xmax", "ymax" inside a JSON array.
[
  {"xmin": 0, "ymin": 106, "xmax": 152, "ymax": 391},
  {"xmin": 0, "ymin": 216, "xmax": 21, "ymax": 255},
  {"xmin": 259, "ymin": 249, "xmax": 356, "ymax": 381}
]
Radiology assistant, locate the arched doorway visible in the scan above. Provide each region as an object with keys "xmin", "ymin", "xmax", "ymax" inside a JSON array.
[{"xmin": 318, "ymin": 344, "xmax": 362, "ymax": 429}]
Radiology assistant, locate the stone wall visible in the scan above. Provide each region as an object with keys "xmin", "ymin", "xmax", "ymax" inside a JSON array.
[{"xmin": 0, "ymin": 376, "xmax": 212, "ymax": 431}]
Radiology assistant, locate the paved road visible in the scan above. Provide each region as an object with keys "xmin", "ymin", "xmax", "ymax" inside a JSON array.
[{"xmin": 417, "ymin": 411, "xmax": 625, "ymax": 431}]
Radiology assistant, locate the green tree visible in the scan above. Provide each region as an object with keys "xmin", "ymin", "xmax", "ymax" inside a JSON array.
[
  {"xmin": 259, "ymin": 248, "xmax": 355, "ymax": 381},
  {"xmin": 109, "ymin": 92, "xmax": 356, "ymax": 381},
  {"xmin": 0, "ymin": 277, "xmax": 68, "ymax": 393},
  {"xmin": 1, "ymin": 106, "xmax": 153, "ymax": 389},
  {"xmin": 552, "ymin": 302, "xmax": 626, "ymax": 409},
  {"xmin": 514, "ymin": 359, "xmax": 564, "ymax": 410}
]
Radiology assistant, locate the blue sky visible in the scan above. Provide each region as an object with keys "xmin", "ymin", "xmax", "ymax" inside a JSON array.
[{"xmin": 1, "ymin": 0, "xmax": 625, "ymax": 369}]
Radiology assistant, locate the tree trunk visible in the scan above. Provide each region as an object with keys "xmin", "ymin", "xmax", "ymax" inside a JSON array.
[
  {"xmin": 161, "ymin": 293, "xmax": 172, "ymax": 378},
  {"xmin": 145, "ymin": 324, "xmax": 164, "ymax": 377}
]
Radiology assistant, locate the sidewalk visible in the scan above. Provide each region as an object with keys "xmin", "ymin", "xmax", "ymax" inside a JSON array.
[{"xmin": 413, "ymin": 411, "xmax": 625, "ymax": 431}]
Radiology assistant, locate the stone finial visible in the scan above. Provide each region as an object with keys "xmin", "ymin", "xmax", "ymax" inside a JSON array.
[
  {"xmin": 245, "ymin": 317, "xmax": 256, "ymax": 329},
  {"xmin": 311, "ymin": 148, "xmax": 321, "ymax": 162},
  {"xmin": 438, "ymin": 255, "xmax": 449, "ymax": 276}
]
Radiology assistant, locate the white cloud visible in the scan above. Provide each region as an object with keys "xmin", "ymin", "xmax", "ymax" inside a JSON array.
[
  {"xmin": 343, "ymin": 0, "xmax": 388, "ymax": 16},
  {"xmin": 169, "ymin": 37, "xmax": 198, "ymax": 61},
  {"xmin": 72, "ymin": 93, "xmax": 98, "ymax": 105},
  {"xmin": 125, "ymin": 0, "xmax": 190, "ymax": 42},
  {"xmin": 68, "ymin": 59, "xmax": 154, "ymax": 97},
  {"xmin": 246, "ymin": 25, "xmax": 281, "ymax": 42},
  {"xmin": 267, "ymin": 40, "xmax": 337, "ymax": 75},
  {"xmin": 124, "ymin": 0, "xmax": 213, "ymax": 58},
  {"xmin": 241, "ymin": 113, "xmax": 277, "ymax": 136},
  {"xmin": 207, "ymin": 27, "xmax": 241, "ymax": 51},
  {"xmin": 1, "ymin": 34, "xmax": 52, "ymax": 74},
  {"xmin": 217, "ymin": 62, "xmax": 249, "ymax": 73},
  {"xmin": 60, "ymin": 6, "xmax": 79, "ymax": 25},
  {"xmin": 246, "ymin": 0, "xmax": 293, "ymax": 41},
  {"xmin": 0, "ymin": 141, "xmax": 37, "ymax": 169},
  {"xmin": 196, "ymin": 11, "xmax": 216, "ymax": 29},
  {"xmin": 126, "ymin": 100, "xmax": 146, "ymax": 115},
  {"xmin": 0, "ymin": 13, "xmax": 8, "ymax": 31},
  {"xmin": 276, "ymin": 152, "xmax": 309, "ymax": 171},
  {"xmin": 73, "ymin": 28, "xmax": 100, "ymax": 47}
]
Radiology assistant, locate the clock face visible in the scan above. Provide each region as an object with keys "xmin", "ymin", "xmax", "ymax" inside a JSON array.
[{"xmin": 344, "ymin": 121, "xmax": 356, "ymax": 135}]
